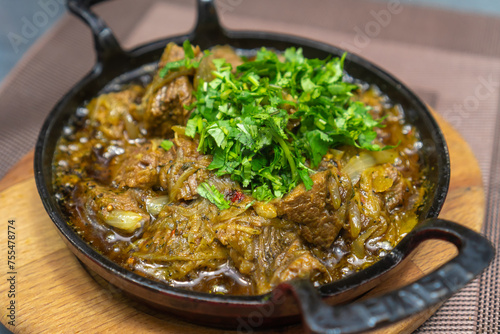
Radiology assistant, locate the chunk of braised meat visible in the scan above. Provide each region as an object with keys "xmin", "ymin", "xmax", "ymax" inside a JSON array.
[
  {"xmin": 270, "ymin": 239, "xmax": 329, "ymax": 287},
  {"xmin": 110, "ymin": 137, "xmax": 211, "ymax": 202},
  {"xmin": 129, "ymin": 201, "xmax": 228, "ymax": 281},
  {"xmin": 86, "ymin": 86, "xmax": 144, "ymax": 140},
  {"xmin": 278, "ymin": 171, "xmax": 329, "ymax": 224},
  {"xmin": 276, "ymin": 170, "xmax": 343, "ymax": 248},
  {"xmin": 299, "ymin": 213, "xmax": 344, "ymax": 249},
  {"xmin": 111, "ymin": 140, "xmax": 174, "ymax": 189},
  {"xmin": 366, "ymin": 163, "xmax": 412, "ymax": 212},
  {"xmin": 137, "ymin": 43, "xmax": 201, "ymax": 137},
  {"xmin": 143, "ymin": 76, "xmax": 194, "ymax": 137},
  {"xmin": 214, "ymin": 212, "xmax": 328, "ymax": 294},
  {"xmin": 383, "ymin": 166, "xmax": 412, "ymax": 212},
  {"xmin": 159, "ymin": 135, "xmax": 212, "ymax": 201},
  {"xmin": 214, "ymin": 210, "xmax": 268, "ymax": 277},
  {"xmin": 77, "ymin": 181, "xmax": 149, "ymax": 234}
]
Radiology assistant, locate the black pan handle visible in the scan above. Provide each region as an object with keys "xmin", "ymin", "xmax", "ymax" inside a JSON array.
[
  {"xmin": 278, "ymin": 218, "xmax": 494, "ymax": 334},
  {"xmin": 67, "ymin": 0, "xmax": 127, "ymax": 64},
  {"xmin": 67, "ymin": 0, "xmax": 229, "ymax": 61},
  {"xmin": 193, "ymin": 0, "xmax": 224, "ymax": 38}
]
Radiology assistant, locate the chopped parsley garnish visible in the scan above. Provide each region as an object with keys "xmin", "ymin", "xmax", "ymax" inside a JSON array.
[
  {"xmin": 160, "ymin": 140, "xmax": 174, "ymax": 151},
  {"xmin": 158, "ymin": 40, "xmax": 201, "ymax": 78},
  {"xmin": 197, "ymin": 183, "xmax": 231, "ymax": 210},
  {"xmin": 184, "ymin": 46, "xmax": 385, "ymax": 201}
]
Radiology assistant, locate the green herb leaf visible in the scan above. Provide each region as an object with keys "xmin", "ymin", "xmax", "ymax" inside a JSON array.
[
  {"xmin": 185, "ymin": 117, "xmax": 198, "ymax": 138},
  {"xmin": 305, "ymin": 130, "xmax": 332, "ymax": 167},
  {"xmin": 197, "ymin": 182, "xmax": 231, "ymax": 210},
  {"xmin": 158, "ymin": 60, "xmax": 184, "ymax": 78},
  {"xmin": 158, "ymin": 40, "xmax": 201, "ymax": 78},
  {"xmin": 160, "ymin": 140, "xmax": 174, "ymax": 151},
  {"xmin": 183, "ymin": 39, "xmax": 195, "ymax": 59}
]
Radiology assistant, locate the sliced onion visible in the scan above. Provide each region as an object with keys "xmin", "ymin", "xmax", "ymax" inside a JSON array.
[
  {"xmin": 169, "ymin": 166, "xmax": 198, "ymax": 201},
  {"xmin": 328, "ymin": 176, "xmax": 342, "ymax": 210},
  {"xmin": 124, "ymin": 113, "xmax": 139, "ymax": 139},
  {"xmin": 171, "ymin": 125, "xmax": 186, "ymax": 136},
  {"xmin": 348, "ymin": 200, "xmax": 362, "ymax": 238},
  {"xmin": 371, "ymin": 150, "xmax": 398, "ymax": 164},
  {"xmin": 352, "ymin": 225, "xmax": 379, "ymax": 259},
  {"xmin": 343, "ymin": 153, "xmax": 377, "ymax": 185},
  {"xmin": 146, "ymin": 195, "xmax": 169, "ymax": 216},
  {"xmin": 103, "ymin": 210, "xmax": 144, "ymax": 233},
  {"xmin": 253, "ymin": 202, "xmax": 277, "ymax": 219},
  {"xmin": 329, "ymin": 148, "xmax": 345, "ymax": 161},
  {"xmin": 234, "ymin": 225, "xmax": 262, "ymax": 235}
]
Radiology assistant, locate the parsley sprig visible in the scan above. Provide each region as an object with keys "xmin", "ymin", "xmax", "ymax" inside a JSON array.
[
  {"xmin": 158, "ymin": 40, "xmax": 201, "ymax": 78},
  {"xmin": 196, "ymin": 183, "xmax": 231, "ymax": 210},
  {"xmin": 185, "ymin": 46, "xmax": 384, "ymax": 201}
]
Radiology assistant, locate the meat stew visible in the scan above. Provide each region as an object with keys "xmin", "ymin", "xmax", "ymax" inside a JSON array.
[{"xmin": 53, "ymin": 43, "xmax": 427, "ymax": 296}]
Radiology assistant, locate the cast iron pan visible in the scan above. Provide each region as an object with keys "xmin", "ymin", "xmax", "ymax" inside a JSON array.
[{"xmin": 34, "ymin": 0, "xmax": 495, "ymax": 332}]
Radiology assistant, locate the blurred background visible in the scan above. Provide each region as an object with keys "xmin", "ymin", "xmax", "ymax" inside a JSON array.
[
  {"xmin": 0, "ymin": 0, "xmax": 500, "ymax": 333},
  {"xmin": 1, "ymin": 0, "xmax": 500, "ymax": 83}
]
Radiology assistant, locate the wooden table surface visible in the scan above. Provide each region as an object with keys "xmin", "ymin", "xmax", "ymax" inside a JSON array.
[{"xmin": 0, "ymin": 112, "xmax": 485, "ymax": 333}]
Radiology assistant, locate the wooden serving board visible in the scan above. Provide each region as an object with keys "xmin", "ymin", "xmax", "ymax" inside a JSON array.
[{"xmin": 0, "ymin": 113, "xmax": 484, "ymax": 334}]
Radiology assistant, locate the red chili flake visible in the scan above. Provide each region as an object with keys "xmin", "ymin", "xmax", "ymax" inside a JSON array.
[
  {"xmin": 170, "ymin": 229, "xmax": 176, "ymax": 237},
  {"xmin": 230, "ymin": 190, "xmax": 245, "ymax": 203}
]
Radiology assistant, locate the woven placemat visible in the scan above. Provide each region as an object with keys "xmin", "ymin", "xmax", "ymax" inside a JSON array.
[
  {"xmin": 476, "ymin": 104, "xmax": 500, "ymax": 333},
  {"xmin": 0, "ymin": 0, "xmax": 499, "ymax": 332}
]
